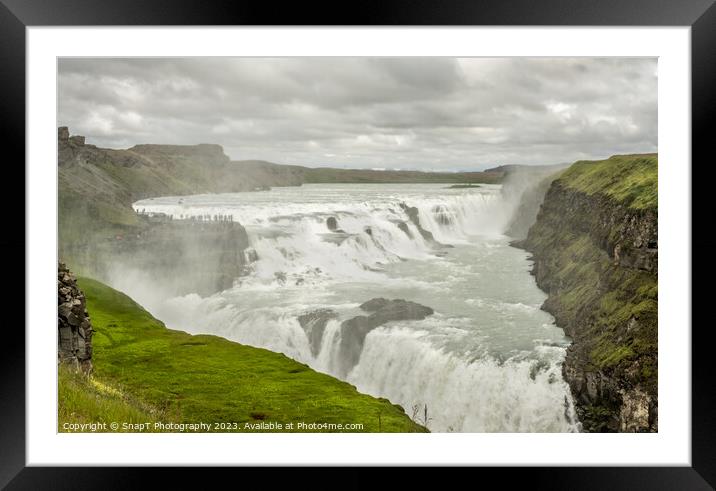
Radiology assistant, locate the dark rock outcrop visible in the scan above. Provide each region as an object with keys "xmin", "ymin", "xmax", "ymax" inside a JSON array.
[
  {"xmin": 396, "ymin": 221, "xmax": 412, "ymax": 238},
  {"xmin": 398, "ymin": 202, "xmax": 449, "ymax": 248},
  {"xmin": 297, "ymin": 309, "xmax": 338, "ymax": 357},
  {"xmin": 326, "ymin": 216, "xmax": 338, "ymax": 231},
  {"xmin": 58, "ymin": 128, "xmax": 275, "ymax": 295},
  {"xmin": 431, "ymin": 204, "xmax": 453, "ymax": 226},
  {"xmin": 337, "ymin": 298, "xmax": 434, "ymax": 376},
  {"xmin": 108, "ymin": 217, "xmax": 250, "ymax": 296},
  {"xmin": 517, "ymin": 156, "xmax": 657, "ymax": 432},
  {"xmin": 58, "ymin": 263, "xmax": 93, "ymax": 373}
]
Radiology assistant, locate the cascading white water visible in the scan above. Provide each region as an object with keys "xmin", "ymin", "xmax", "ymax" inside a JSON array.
[{"xmin": 124, "ymin": 183, "xmax": 579, "ymax": 432}]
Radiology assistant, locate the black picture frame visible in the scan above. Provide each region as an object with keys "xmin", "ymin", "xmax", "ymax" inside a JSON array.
[{"xmin": 2, "ymin": 0, "xmax": 714, "ymax": 487}]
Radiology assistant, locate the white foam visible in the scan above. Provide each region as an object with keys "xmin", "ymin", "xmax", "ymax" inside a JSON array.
[
  {"xmin": 123, "ymin": 183, "xmax": 579, "ymax": 432},
  {"xmin": 349, "ymin": 326, "xmax": 579, "ymax": 432}
]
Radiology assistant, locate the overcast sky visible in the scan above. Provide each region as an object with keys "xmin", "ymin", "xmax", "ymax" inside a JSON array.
[{"xmin": 58, "ymin": 57, "xmax": 657, "ymax": 171}]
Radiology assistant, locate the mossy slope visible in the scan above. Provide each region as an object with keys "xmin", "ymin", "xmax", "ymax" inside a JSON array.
[
  {"xmin": 60, "ymin": 277, "xmax": 426, "ymax": 432},
  {"xmin": 558, "ymin": 153, "xmax": 657, "ymax": 210}
]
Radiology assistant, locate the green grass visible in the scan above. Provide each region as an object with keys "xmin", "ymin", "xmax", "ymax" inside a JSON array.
[
  {"xmin": 61, "ymin": 277, "xmax": 426, "ymax": 433},
  {"xmin": 58, "ymin": 364, "xmax": 168, "ymax": 431},
  {"xmin": 558, "ymin": 154, "xmax": 657, "ymax": 210}
]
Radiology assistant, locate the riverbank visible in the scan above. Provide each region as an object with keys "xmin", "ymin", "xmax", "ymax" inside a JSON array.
[{"xmin": 59, "ymin": 276, "xmax": 426, "ymax": 433}]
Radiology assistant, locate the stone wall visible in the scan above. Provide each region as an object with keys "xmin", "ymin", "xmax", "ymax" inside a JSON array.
[{"xmin": 58, "ymin": 263, "xmax": 93, "ymax": 373}]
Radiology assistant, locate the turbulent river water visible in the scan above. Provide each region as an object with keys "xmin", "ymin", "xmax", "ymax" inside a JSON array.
[{"xmin": 127, "ymin": 183, "xmax": 579, "ymax": 432}]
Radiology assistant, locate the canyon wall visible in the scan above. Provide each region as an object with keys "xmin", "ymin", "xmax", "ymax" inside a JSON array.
[
  {"xmin": 58, "ymin": 128, "xmax": 272, "ymax": 293},
  {"xmin": 516, "ymin": 154, "xmax": 658, "ymax": 432},
  {"xmin": 58, "ymin": 127, "xmax": 502, "ymax": 294},
  {"xmin": 107, "ymin": 216, "xmax": 251, "ymax": 297}
]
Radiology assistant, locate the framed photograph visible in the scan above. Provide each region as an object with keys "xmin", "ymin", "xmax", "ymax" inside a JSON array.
[{"xmin": 4, "ymin": 0, "xmax": 714, "ymax": 486}]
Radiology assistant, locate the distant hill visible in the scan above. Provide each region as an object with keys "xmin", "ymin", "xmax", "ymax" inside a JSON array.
[{"xmin": 301, "ymin": 166, "xmax": 502, "ymax": 184}]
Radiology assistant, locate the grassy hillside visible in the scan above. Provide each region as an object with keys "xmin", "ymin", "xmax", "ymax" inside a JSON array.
[
  {"xmin": 558, "ymin": 154, "xmax": 657, "ymax": 210},
  {"xmin": 59, "ymin": 278, "xmax": 425, "ymax": 432},
  {"xmin": 59, "ymin": 364, "xmax": 165, "ymax": 430}
]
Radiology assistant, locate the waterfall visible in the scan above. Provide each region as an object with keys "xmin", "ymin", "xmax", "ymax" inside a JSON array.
[{"xmin": 119, "ymin": 184, "xmax": 579, "ymax": 432}]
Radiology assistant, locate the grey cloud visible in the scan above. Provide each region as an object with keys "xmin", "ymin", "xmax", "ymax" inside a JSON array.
[{"xmin": 58, "ymin": 57, "xmax": 657, "ymax": 170}]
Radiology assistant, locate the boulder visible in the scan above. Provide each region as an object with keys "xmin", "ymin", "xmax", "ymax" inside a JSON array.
[
  {"xmin": 359, "ymin": 298, "xmax": 434, "ymax": 323},
  {"xmin": 398, "ymin": 202, "xmax": 448, "ymax": 247},
  {"xmin": 326, "ymin": 216, "xmax": 338, "ymax": 231},
  {"xmin": 359, "ymin": 298, "xmax": 391, "ymax": 312},
  {"xmin": 396, "ymin": 221, "xmax": 412, "ymax": 238},
  {"xmin": 337, "ymin": 298, "xmax": 434, "ymax": 376}
]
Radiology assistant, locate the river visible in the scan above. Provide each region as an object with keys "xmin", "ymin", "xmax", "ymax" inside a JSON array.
[{"xmin": 124, "ymin": 183, "xmax": 579, "ymax": 432}]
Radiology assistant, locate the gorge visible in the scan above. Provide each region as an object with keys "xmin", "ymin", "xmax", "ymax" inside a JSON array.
[{"xmin": 58, "ymin": 129, "xmax": 657, "ymax": 432}]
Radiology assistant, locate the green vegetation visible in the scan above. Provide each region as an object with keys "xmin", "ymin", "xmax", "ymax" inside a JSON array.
[
  {"xmin": 521, "ymin": 154, "xmax": 659, "ymax": 431},
  {"xmin": 60, "ymin": 277, "xmax": 426, "ymax": 432},
  {"xmin": 530, "ymin": 232, "xmax": 657, "ymax": 378},
  {"xmin": 58, "ymin": 364, "xmax": 167, "ymax": 431},
  {"xmin": 558, "ymin": 154, "xmax": 657, "ymax": 210}
]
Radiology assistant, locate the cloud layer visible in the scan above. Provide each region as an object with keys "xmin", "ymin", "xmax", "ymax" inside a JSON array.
[{"xmin": 58, "ymin": 57, "xmax": 657, "ymax": 170}]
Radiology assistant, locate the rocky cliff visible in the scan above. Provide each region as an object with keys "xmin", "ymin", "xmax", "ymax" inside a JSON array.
[
  {"xmin": 58, "ymin": 127, "xmax": 502, "ymax": 288},
  {"xmin": 58, "ymin": 127, "xmax": 303, "ymax": 244},
  {"xmin": 58, "ymin": 128, "xmax": 286, "ymax": 292},
  {"xmin": 58, "ymin": 263, "xmax": 93, "ymax": 373},
  {"xmin": 108, "ymin": 216, "xmax": 252, "ymax": 296},
  {"xmin": 516, "ymin": 154, "xmax": 658, "ymax": 432}
]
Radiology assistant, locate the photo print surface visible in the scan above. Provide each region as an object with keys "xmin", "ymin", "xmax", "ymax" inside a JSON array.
[{"xmin": 57, "ymin": 57, "xmax": 657, "ymax": 433}]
